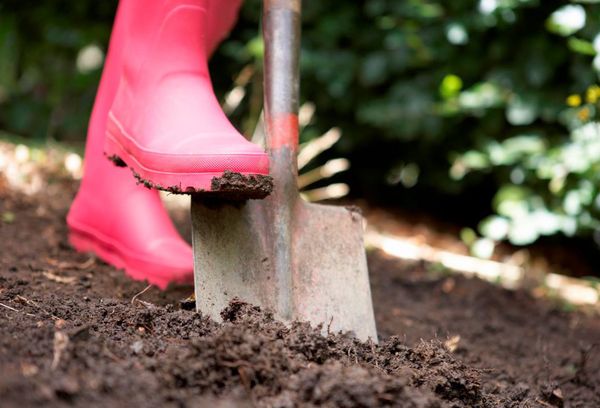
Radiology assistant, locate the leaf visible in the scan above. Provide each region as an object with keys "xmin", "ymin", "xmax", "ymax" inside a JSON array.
[
  {"xmin": 1, "ymin": 212, "xmax": 15, "ymax": 224},
  {"xmin": 479, "ymin": 216, "xmax": 510, "ymax": 241},
  {"xmin": 508, "ymin": 217, "xmax": 540, "ymax": 245},
  {"xmin": 567, "ymin": 37, "xmax": 597, "ymax": 56},
  {"xmin": 546, "ymin": 5, "xmax": 586, "ymax": 37},
  {"xmin": 440, "ymin": 74, "xmax": 463, "ymax": 99},
  {"xmin": 506, "ymin": 97, "xmax": 538, "ymax": 126}
]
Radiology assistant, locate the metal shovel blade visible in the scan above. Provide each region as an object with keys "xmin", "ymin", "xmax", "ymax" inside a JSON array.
[
  {"xmin": 191, "ymin": 196, "xmax": 377, "ymax": 342},
  {"xmin": 191, "ymin": 0, "xmax": 377, "ymax": 342}
]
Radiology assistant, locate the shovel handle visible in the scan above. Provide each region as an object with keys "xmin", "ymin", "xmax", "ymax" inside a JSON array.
[
  {"xmin": 261, "ymin": 0, "xmax": 301, "ymax": 320},
  {"xmin": 263, "ymin": 0, "xmax": 301, "ymax": 170}
]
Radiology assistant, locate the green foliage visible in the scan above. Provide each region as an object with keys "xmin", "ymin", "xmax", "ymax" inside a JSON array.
[
  {"xmin": 294, "ymin": 0, "xmax": 599, "ymax": 246},
  {"xmin": 0, "ymin": 1, "xmax": 114, "ymax": 142},
  {"xmin": 293, "ymin": 0, "xmax": 599, "ymax": 247},
  {"xmin": 462, "ymin": 106, "xmax": 600, "ymax": 246},
  {"xmin": 1, "ymin": 0, "xmax": 600, "ymax": 247}
]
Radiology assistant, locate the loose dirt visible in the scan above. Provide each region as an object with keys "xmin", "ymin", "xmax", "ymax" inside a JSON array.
[{"xmin": 0, "ymin": 181, "xmax": 598, "ymax": 407}]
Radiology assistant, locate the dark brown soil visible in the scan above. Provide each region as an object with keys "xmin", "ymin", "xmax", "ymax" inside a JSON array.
[
  {"xmin": 209, "ymin": 170, "xmax": 274, "ymax": 200},
  {"xmin": 107, "ymin": 154, "xmax": 273, "ymax": 198},
  {"xmin": 0, "ymin": 181, "xmax": 599, "ymax": 407}
]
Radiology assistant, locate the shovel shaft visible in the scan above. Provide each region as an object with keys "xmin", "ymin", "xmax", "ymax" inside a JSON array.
[
  {"xmin": 263, "ymin": 0, "xmax": 301, "ymax": 161},
  {"xmin": 262, "ymin": 0, "xmax": 302, "ymax": 320}
]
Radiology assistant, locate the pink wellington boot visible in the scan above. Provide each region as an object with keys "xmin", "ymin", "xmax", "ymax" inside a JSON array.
[
  {"xmin": 105, "ymin": 0, "xmax": 271, "ymax": 196},
  {"xmin": 67, "ymin": 1, "xmax": 195, "ymax": 289},
  {"xmin": 68, "ymin": 0, "xmax": 253, "ymax": 288},
  {"xmin": 206, "ymin": 0, "xmax": 243, "ymax": 57}
]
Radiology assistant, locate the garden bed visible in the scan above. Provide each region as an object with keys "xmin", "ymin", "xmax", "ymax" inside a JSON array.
[{"xmin": 0, "ymin": 181, "xmax": 599, "ymax": 407}]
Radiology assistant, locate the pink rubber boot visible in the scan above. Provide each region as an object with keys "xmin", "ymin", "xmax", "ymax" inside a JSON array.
[
  {"xmin": 67, "ymin": 1, "xmax": 194, "ymax": 289},
  {"xmin": 105, "ymin": 0, "xmax": 271, "ymax": 195},
  {"xmin": 207, "ymin": 0, "xmax": 243, "ymax": 57}
]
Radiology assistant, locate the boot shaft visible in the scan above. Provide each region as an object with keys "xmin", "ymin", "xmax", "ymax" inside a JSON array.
[{"xmin": 117, "ymin": 0, "xmax": 212, "ymax": 85}]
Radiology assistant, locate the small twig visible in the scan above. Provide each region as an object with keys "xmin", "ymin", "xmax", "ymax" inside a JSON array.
[
  {"xmin": 15, "ymin": 295, "xmax": 60, "ymax": 320},
  {"xmin": 0, "ymin": 302, "xmax": 19, "ymax": 312},
  {"xmin": 131, "ymin": 285, "xmax": 153, "ymax": 305},
  {"xmin": 0, "ymin": 302, "xmax": 36, "ymax": 317},
  {"xmin": 136, "ymin": 299, "xmax": 155, "ymax": 309},
  {"xmin": 534, "ymin": 398, "xmax": 555, "ymax": 407},
  {"xmin": 77, "ymin": 257, "xmax": 96, "ymax": 270},
  {"xmin": 43, "ymin": 271, "xmax": 76, "ymax": 284},
  {"xmin": 51, "ymin": 331, "xmax": 69, "ymax": 370},
  {"xmin": 326, "ymin": 316, "xmax": 334, "ymax": 335},
  {"xmin": 45, "ymin": 257, "xmax": 96, "ymax": 271},
  {"xmin": 371, "ymin": 342, "xmax": 379, "ymax": 369}
]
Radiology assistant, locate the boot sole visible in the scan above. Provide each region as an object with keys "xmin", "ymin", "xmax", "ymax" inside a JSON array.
[
  {"xmin": 67, "ymin": 220, "xmax": 192, "ymax": 289},
  {"xmin": 105, "ymin": 115, "xmax": 273, "ymax": 200}
]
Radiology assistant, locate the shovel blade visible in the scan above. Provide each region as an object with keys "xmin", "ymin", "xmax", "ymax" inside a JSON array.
[
  {"xmin": 191, "ymin": 197, "xmax": 377, "ymax": 342},
  {"xmin": 191, "ymin": 199, "xmax": 274, "ymax": 316},
  {"xmin": 290, "ymin": 201, "xmax": 377, "ymax": 341}
]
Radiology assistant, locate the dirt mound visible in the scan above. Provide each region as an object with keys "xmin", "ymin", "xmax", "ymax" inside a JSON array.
[{"xmin": 0, "ymin": 283, "xmax": 494, "ymax": 408}]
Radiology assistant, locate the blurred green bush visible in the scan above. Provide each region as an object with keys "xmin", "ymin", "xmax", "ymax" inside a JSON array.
[
  {"xmin": 1, "ymin": 0, "xmax": 600, "ymax": 248},
  {"xmin": 0, "ymin": 1, "xmax": 114, "ymax": 141}
]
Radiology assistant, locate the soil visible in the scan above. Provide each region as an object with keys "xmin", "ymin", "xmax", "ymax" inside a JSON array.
[
  {"xmin": 0, "ymin": 180, "xmax": 599, "ymax": 407},
  {"xmin": 209, "ymin": 170, "xmax": 274, "ymax": 200}
]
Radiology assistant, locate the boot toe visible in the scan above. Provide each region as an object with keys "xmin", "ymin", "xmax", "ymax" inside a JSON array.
[{"xmin": 106, "ymin": 116, "xmax": 271, "ymax": 194}]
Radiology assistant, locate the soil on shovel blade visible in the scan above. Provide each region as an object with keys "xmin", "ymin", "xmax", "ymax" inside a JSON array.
[{"xmin": 0, "ymin": 181, "xmax": 599, "ymax": 407}]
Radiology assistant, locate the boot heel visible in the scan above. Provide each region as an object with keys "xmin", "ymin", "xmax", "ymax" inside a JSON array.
[{"xmin": 68, "ymin": 223, "xmax": 192, "ymax": 289}]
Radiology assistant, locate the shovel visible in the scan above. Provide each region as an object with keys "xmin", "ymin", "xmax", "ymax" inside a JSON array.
[{"xmin": 190, "ymin": 0, "xmax": 377, "ymax": 342}]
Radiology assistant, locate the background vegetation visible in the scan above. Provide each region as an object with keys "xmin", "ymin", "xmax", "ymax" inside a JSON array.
[{"xmin": 1, "ymin": 0, "xmax": 600, "ymax": 252}]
